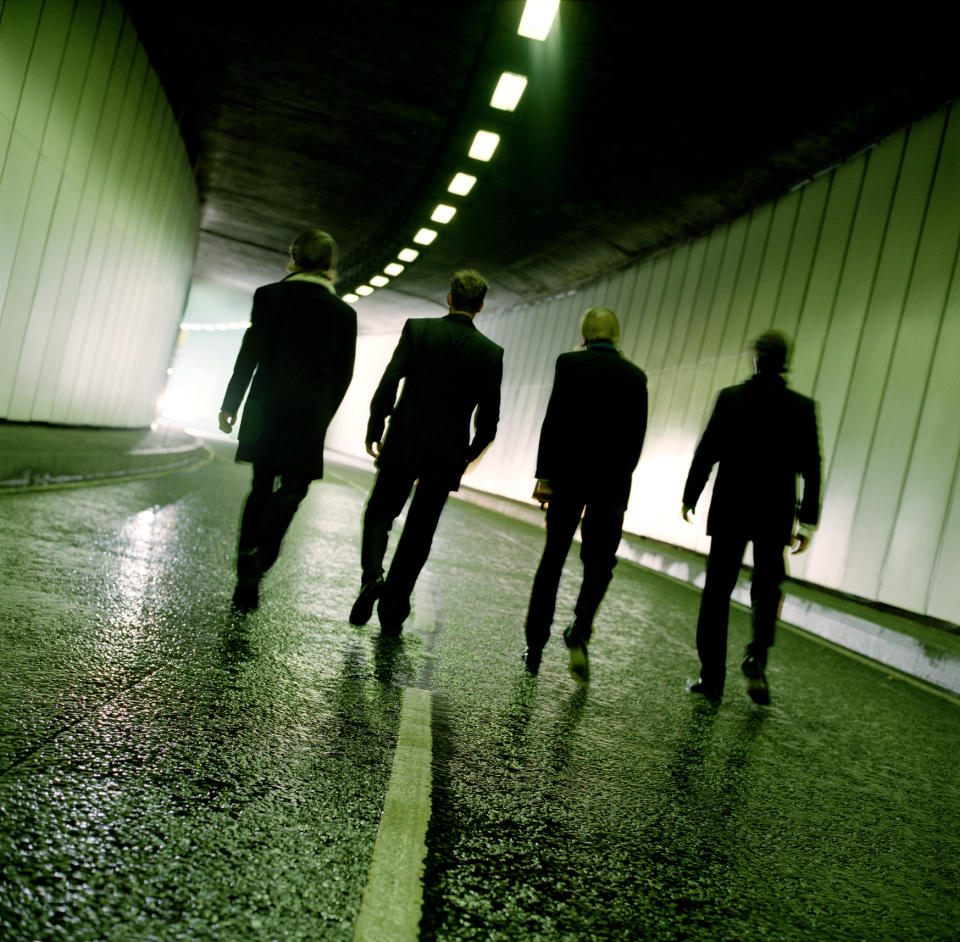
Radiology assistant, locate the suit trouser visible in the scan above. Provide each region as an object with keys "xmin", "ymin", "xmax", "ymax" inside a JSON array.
[
  {"xmin": 237, "ymin": 464, "xmax": 311, "ymax": 576},
  {"xmin": 696, "ymin": 533, "xmax": 786, "ymax": 690},
  {"xmin": 525, "ymin": 491, "xmax": 625, "ymax": 651},
  {"xmin": 360, "ymin": 466, "xmax": 450, "ymax": 623}
]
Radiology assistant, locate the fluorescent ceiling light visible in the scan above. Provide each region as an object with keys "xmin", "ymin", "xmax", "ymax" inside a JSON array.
[
  {"xmin": 356, "ymin": 285, "xmax": 374, "ymax": 296},
  {"xmin": 431, "ymin": 204, "xmax": 456, "ymax": 224},
  {"xmin": 342, "ymin": 292, "xmax": 359, "ymax": 303},
  {"xmin": 413, "ymin": 228, "xmax": 437, "ymax": 245},
  {"xmin": 370, "ymin": 275, "xmax": 389, "ymax": 287},
  {"xmin": 518, "ymin": 0, "xmax": 559, "ymax": 40},
  {"xmin": 491, "ymin": 72, "xmax": 528, "ymax": 111},
  {"xmin": 384, "ymin": 262, "xmax": 405, "ymax": 276},
  {"xmin": 469, "ymin": 130, "xmax": 500, "ymax": 161},
  {"xmin": 398, "ymin": 248, "xmax": 419, "ymax": 262},
  {"xmin": 448, "ymin": 172, "xmax": 477, "ymax": 196}
]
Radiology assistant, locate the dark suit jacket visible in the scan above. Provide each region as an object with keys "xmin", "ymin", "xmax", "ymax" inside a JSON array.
[
  {"xmin": 682, "ymin": 372, "xmax": 821, "ymax": 545},
  {"xmin": 536, "ymin": 342, "xmax": 648, "ymax": 506},
  {"xmin": 221, "ymin": 276, "xmax": 357, "ymax": 479},
  {"xmin": 367, "ymin": 312, "xmax": 503, "ymax": 490}
]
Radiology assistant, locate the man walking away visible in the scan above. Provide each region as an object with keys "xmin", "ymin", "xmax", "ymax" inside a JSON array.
[
  {"xmin": 350, "ymin": 269, "xmax": 503, "ymax": 636},
  {"xmin": 523, "ymin": 307, "xmax": 648, "ymax": 687},
  {"xmin": 682, "ymin": 329, "xmax": 821, "ymax": 704},
  {"xmin": 219, "ymin": 229, "xmax": 356, "ymax": 611}
]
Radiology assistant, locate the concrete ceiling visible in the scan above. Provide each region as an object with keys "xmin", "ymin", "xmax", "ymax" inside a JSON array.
[{"xmin": 124, "ymin": 1, "xmax": 958, "ymax": 333}]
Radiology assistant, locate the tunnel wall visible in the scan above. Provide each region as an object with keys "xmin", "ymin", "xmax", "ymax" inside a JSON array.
[
  {"xmin": 329, "ymin": 101, "xmax": 960, "ymax": 622},
  {"xmin": 0, "ymin": 0, "xmax": 199, "ymax": 428}
]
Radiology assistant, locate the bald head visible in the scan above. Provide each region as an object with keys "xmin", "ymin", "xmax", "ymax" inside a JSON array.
[{"xmin": 580, "ymin": 307, "xmax": 620, "ymax": 345}]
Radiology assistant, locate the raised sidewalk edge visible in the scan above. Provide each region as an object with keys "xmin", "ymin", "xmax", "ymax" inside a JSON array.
[{"xmin": 0, "ymin": 421, "xmax": 210, "ymax": 489}]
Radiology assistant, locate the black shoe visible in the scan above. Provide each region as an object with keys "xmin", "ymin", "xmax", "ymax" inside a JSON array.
[
  {"xmin": 562, "ymin": 621, "xmax": 590, "ymax": 688},
  {"xmin": 688, "ymin": 679, "xmax": 723, "ymax": 701},
  {"xmin": 376, "ymin": 594, "xmax": 408, "ymax": 637},
  {"xmin": 521, "ymin": 647, "xmax": 542, "ymax": 675},
  {"xmin": 350, "ymin": 576, "xmax": 384, "ymax": 626},
  {"xmin": 741, "ymin": 655, "xmax": 770, "ymax": 705},
  {"xmin": 567, "ymin": 642, "xmax": 589, "ymax": 687},
  {"xmin": 231, "ymin": 581, "xmax": 259, "ymax": 613}
]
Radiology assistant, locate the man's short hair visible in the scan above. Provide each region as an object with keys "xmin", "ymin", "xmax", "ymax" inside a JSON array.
[
  {"xmin": 289, "ymin": 229, "xmax": 337, "ymax": 274},
  {"xmin": 753, "ymin": 329, "xmax": 791, "ymax": 373},
  {"xmin": 581, "ymin": 307, "xmax": 620, "ymax": 344},
  {"xmin": 449, "ymin": 269, "xmax": 488, "ymax": 313}
]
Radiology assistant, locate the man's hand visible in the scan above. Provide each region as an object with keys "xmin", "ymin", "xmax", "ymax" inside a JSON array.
[
  {"xmin": 682, "ymin": 504, "xmax": 695, "ymax": 523},
  {"xmin": 533, "ymin": 478, "xmax": 553, "ymax": 509},
  {"xmin": 790, "ymin": 532, "xmax": 811, "ymax": 554},
  {"xmin": 218, "ymin": 410, "xmax": 236, "ymax": 434},
  {"xmin": 365, "ymin": 440, "xmax": 381, "ymax": 459}
]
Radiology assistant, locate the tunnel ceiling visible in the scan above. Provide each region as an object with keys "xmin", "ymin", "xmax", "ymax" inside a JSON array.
[{"xmin": 124, "ymin": 2, "xmax": 958, "ymax": 333}]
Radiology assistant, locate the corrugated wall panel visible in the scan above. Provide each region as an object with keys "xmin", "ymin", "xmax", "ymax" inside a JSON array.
[
  {"xmin": 0, "ymin": 0, "xmax": 197, "ymax": 428},
  {"xmin": 874, "ymin": 105, "xmax": 960, "ymax": 611},
  {"xmin": 841, "ymin": 111, "xmax": 947, "ymax": 599}
]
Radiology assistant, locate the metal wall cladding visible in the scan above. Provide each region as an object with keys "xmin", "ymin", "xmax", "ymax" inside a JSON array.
[
  {"xmin": 0, "ymin": 0, "xmax": 199, "ymax": 428},
  {"xmin": 329, "ymin": 101, "xmax": 960, "ymax": 623}
]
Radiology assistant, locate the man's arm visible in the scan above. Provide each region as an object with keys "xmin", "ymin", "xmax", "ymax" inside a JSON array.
[
  {"xmin": 466, "ymin": 351, "xmax": 503, "ymax": 462},
  {"xmin": 681, "ymin": 392, "xmax": 725, "ymax": 521},
  {"xmin": 366, "ymin": 319, "xmax": 415, "ymax": 455},
  {"xmin": 332, "ymin": 306, "xmax": 358, "ymax": 410},
  {"xmin": 535, "ymin": 356, "xmax": 568, "ymax": 483},
  {"xmin": 218, "ymin": 290, "xmax": 264, "ymax": 433},
  {"xmin": 792, "ymin": 398, "xmax": 823, "ymax": 553}
]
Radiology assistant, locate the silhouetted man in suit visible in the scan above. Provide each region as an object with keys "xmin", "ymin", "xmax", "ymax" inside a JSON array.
[
  {"xmin": 350, "ymin": 269, "xmax": 503, "ymax": 635},
  {"xmin": 219, "ymin": 229, "xmax": 357, "ymax": 611},
  {"xmin": 523, "ymin": 308, "xmax": 648, "ymax": 687},
  {"xmin": 682, "ymin": 329, "xmax": 821, "ymax": 703}
]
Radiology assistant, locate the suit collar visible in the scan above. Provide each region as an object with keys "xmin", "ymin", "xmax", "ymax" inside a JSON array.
[
  {"xmin": 584, "ymin": 340, "xmax": 620, "ymax": 353},
  {"xmin": 445, "ymin": 311, "xmax": 477, "ymax": 328}
]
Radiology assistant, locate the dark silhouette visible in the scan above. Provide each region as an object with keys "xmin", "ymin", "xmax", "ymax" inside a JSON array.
[
  {"xmin": 219, "ymin": 230, "xmax": 357, "ymax": 611},
  {"xmin": 682, "ymin": 329, "xmax": 821, "ymax": 703},
  {"xmin": 350, "ymin": 269, "xmax": 503, "ymax": 635},
  {"xmin": 523, "ymin": 308, "xmax": 648, "ymax": 687}
]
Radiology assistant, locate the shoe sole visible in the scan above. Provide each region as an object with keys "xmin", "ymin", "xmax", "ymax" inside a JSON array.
[
  {"xmin": 349, "ymin": 584, "xmax": 381, "ymax": 626},
  {"xmin": 568, "ymin": 646, "xmax": 589, "ymax": 687}
]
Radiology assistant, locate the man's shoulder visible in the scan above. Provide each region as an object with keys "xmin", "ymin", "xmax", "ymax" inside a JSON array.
[{"xmin": 558, "ymin": 348, "xmax": 646, "ymax": 380}]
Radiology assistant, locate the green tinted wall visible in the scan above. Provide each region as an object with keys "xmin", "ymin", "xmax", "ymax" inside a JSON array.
[{"xmin": 0, "ymin": 0, "xmax": 198, "ymax": 427}]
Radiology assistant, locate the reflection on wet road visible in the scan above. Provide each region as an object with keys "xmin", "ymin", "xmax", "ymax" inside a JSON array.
[{"xmin": 1, "ymin": 452, "xmax": 958, "ymax": 940}]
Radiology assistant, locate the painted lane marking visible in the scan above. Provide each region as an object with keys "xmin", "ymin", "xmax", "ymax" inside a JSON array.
[{"xmin": 353, "ymin": 686, "xmax": 434, "ymax": 941}]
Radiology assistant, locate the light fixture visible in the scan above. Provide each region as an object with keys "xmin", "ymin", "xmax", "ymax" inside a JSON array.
[
  {"xmin": 370, "ymin": 275, "xmax": 389, "ymax": 287},
  {"xmin": 342, "ymin": 292, "xmax": 359, "ymax": 303},
  {"xmin": 356, "ymin": 285, "xmax": 374, "ymax": 296},
  {"xmin": 517, "ymin": 0, "xmax": 559, "ymax": 41},
  {"xmin": 491, "ymin": 72, "xmax": 528, "ymax": 111},
  {"xmin": 468, "ymin": 130, "xmax": 500, "ymax": 161},
  {"xmin": 398, "ymin": 248, "xmax": 420, "ymax": 262},
  {"xmin": 431, "ymin": 204, "xmax": 456, "ymax": 224},
  {"xmin": 413, "ymin": 228, "xmax": 437, "ymax": 245},
  {"xmin": 448, "ymin": 173, "xmax": 477, "ymax": 196},
  {"xmin": 384, "ymin": 263, "xmax": 405, "ymax": 276}
]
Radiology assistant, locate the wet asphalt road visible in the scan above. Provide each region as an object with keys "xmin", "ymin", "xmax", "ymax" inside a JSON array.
[{"xmin": 1, "ymin": 448, "xmax": 958, "ymax": 940}]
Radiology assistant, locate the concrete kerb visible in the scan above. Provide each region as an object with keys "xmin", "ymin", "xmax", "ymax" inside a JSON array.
[{"xmin": 0, "ymin": 423, "xmax": 211, "ymax": 491}]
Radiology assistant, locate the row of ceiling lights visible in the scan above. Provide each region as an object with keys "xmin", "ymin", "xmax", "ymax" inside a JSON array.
[{"xmin": 341, "ymin": 0, "xmax": 560, "ymax": 305}]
